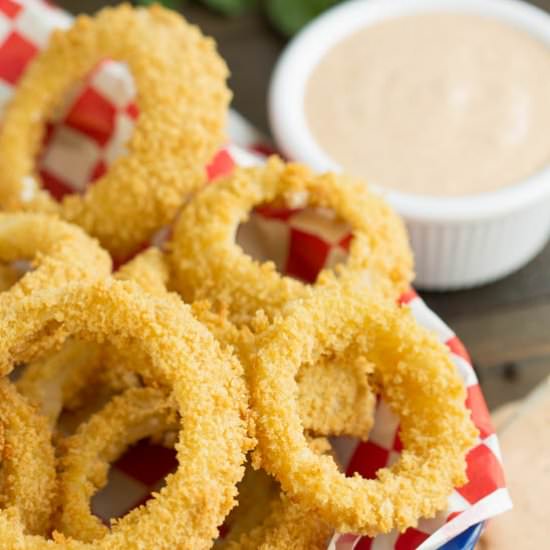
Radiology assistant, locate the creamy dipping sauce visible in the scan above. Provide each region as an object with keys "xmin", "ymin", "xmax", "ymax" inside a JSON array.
[{"xmin": 305, "ymin": 13, "xmax": 550, "ymax": 196}]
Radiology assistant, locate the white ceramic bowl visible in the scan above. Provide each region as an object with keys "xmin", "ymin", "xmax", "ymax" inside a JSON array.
[{"xmin": 269, "ymin": 0, "xmax": 550, "ymax": 290}]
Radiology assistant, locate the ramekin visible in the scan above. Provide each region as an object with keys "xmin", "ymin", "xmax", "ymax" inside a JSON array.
[{"xmin": 269, "ymin": 0, "xmax": 550, "ymax": 290}]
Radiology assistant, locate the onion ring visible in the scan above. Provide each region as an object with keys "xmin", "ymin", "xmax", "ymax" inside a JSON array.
[
  {"xmin": 56, "ymin": 387, "xmax": 178, "ymax": 542},
  {"xmin": 169, "ymin": 156, "xmax": 413, "ymax": 326},
  {"xmin": 250, "ymin": 281, "xmax": 478, "ymax": 536},
  {"xmin": 220, "ymin": 466, "xmax": 332, "ymax": 550},
  {"xmin": 0, "ymin": 4, "xmax": 230, "ymax": 259},
  {"xmin": 0, "ymin": 280, "xmax": 250, "ymax": 549},
  {"xmin": 224, "ymin": 495, "xmax": 331, "ymax": 550},
  {"xmin": 0, "ymin": 213, "xmax": 111, "ymax": 299},
  {"xmin": 16, "ymin": 247, "xmax": 168, "ymax": 429},
  {"xmin": 57, "ymin": 388, "xmax": 330, "ymax": 549},
  {"xmin": 0, "ymin": 379, "xmax": 56, "ymax": 536},
  {"xmin": 194, "ymin": 304, "xmax": 376, "ymax": 439}
]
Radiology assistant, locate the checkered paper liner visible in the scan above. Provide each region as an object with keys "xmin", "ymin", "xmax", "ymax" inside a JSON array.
[{"xmin": 0, "ymin": 1, "xmax": 512, "ymax": 548}]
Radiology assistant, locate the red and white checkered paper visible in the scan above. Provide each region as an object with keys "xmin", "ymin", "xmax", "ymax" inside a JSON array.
[{"xmin": 0, "ymin": 2, "xmax": 512, "ymax": 548}]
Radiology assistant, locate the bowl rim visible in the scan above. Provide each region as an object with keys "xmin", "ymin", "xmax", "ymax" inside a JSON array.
[{"xmin": 268, "ymin": 0, "xmax": 550, "ymax": 222}]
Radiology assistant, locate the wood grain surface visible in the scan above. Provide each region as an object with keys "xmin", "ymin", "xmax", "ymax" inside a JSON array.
[{"xmin": 57, "ymin": 0, "xmax": 550, "ymax": 409}]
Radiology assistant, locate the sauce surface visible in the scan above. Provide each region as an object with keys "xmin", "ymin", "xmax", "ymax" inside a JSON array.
[{"xmin": 305, "ymin": 13, "xmax": 550, "ymax": 196}]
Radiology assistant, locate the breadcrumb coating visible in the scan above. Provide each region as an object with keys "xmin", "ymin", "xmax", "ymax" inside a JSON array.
[
  {"xmin": 169, "ymin": 156, "xmax": 413, "ymax": 327},
  {"xmin": 0, "ymin": 280, "xmax": 250, "ymax": 549},
  {"xmin": 220, "ymin": 467, "xmax": 332, "ymax": 550},
  {"xmin": 250, "ymin": 280, "xmax": 478, "ymax": 536},
  {"xmin": 0, "ymin": 213, "xmax": 111, "ymax": 299},
  {"xmin": 0, "ymin": 379, "xmax": 56, "ymax": 536},
  {"xmin": 0, "ymin": 4, "xmax": 230, "ymax": 259},
  {"xmin": 16, "ymin": 248, "xmax": 168, "ymax": 428},
  {"xmin": 56, "ymin": 387, "xmax": 178, "ymax": 542}
]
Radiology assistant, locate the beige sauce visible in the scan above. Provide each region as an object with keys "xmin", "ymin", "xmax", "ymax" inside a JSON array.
[{"xmin": 305, "ymin": 14, "xmax": 550, "ymax": 196}]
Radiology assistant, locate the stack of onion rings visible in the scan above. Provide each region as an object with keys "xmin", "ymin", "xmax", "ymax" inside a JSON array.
[
  {"xmin": 0, "ymin": 2, "xmax": 479, "ymax": 545},
  {"xmin": 0, "ymin": 280, "xmax": 250, "ymax": 548}
]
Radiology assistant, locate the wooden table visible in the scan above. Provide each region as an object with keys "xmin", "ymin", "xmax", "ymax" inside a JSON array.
[{"xmin": 59, "ymin": 0, "xmax": 550, "ymax": 409}]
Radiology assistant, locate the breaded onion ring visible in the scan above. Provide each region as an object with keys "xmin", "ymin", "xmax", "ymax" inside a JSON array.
[
  {"xmin": 250, "ymin": 281, "xmax": 478, "ymax": 536},
  {"xmin": 195, "ymin": 304, "xmax": 376, "ymax": 440},
  {"xmin": 0, "ymin": 213, "xmax": 111, "ymax": 299},
  {"xmin": 57, "ymin": 387, "xmax": 178, "ymax": 542},
  {"xmin": 0, "ymin": 4, "xmax": 230, "ymax": 259},
  {"xmin": 225, "ymin": 496, "xmax": 331, "ymax": 550},
  {"xmin": 0, "ymin": 280, "xmax": 250, "ymax": 549},
  {"xmin": 57, "ymin": 389, "xmax": 330, "ymax": 549},
  {"xmin": 16, "ymin": 248, "xmax": 168, "ymax": 428},
  {"xmin": 0, "ymin": 379, "xmax": 56, "ymax": 536},
  {"xmin": 169, "ymin": 156, "xmax": 413, "ymax": 325},
  {"xmin": 220, "ymin": 466, "xmax": 332, "ymax": 550}
]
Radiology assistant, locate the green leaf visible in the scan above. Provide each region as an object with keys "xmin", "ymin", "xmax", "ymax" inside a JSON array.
[
  {"xmin": 136, "ymin": 0, "xmax": 181, "ymax": 8},
  {"xmin": 266, "ymin": 0, "xmax": 341, "ymax": 36},
  {"xmin": 199, "ymin": 0, "xmax": 259, "ymax": 16}
]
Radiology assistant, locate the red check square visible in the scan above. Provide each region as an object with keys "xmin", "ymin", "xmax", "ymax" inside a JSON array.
[
  {"xmin": 346, "ymin": 441, "xmax": 390, "ymax": 479},
  {"xmin": 64, "ymin": 87, "xmax": 117, "ymax": 146},
  {"xmin": 285, "ymin": 227, "xmax": 331, "ymax": 283},
  {"xmin": 0, "ymin": 0, "xmax": 21, "ymax": 19},
  {"xmin": 0, "ymin": 31, "xmax": 38, "ymax": 84},
  {"xmin": 395, "ymin": 528, "xmax": 430, "ymax": 549},
  {"xmin": 456, "ymin": 444, "xmax": 506, "ymax": 503}
]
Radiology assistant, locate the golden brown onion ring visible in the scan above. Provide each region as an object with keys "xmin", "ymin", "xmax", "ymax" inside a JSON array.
[
  {"xmin": 56, "ymin": 387, "xmax": 177, "ymax": 542},
  {"xmin": 0, "ymin": 213, "xmax": 111, "ymax": 299},
  {"xmin": 0, "ymin": 4, "xmax": 230, "ymax": 259},
  {"xmin": 57, "ymin": 388, "xmax": 330, "ymax": 549},
  {"xmin": 194, "ymin": 303, "xmax": 376, "ymax": 440},
  {"xmin": 0, "ymin": 379, "xmax": 56, "ymax": 536},
  {"xmin": 16, "ymin": 247, "xmax": 167, "ymax": 429},
  {"xmin": 220, "ymin": 465, "xmax": 332, "ymax": 550},
  {"xmin": 250, "ymin": 281, "xmax": 478, "ymax": 536},
  {"xmin": 0, "ymin": 279, "xmax": 250, "ymax": 549},
  {"xmin": 169, "ymin": 156, "xmax": 413, "ymax": 326}
]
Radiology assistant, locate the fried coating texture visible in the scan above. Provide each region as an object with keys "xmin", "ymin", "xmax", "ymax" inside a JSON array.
[
  {"xmin": 0, "ymin": 379, "xmax": 56, "ymax": 536},
  {"xmin": 169, "ymin": 156, "xmax": 413, "ymax": 326},
  {"xmin": 297, "ymin": 354, "xmax": 375, "ymax": 439},
  {"xmin": 220, "ymin": 467, "xmax": 332, "ymax": 550},
  {"xmin": 56, "ymin": 387, "xmax": 178, "ymax": 542},
  {"xmin": 0, "ymin": 280, "xmax": 250, "ymax": 549},
  {"xmin": 0, "ymin": 213, "xmax": 111, "ymax": 299},
  {"xmin": 17, "ymin": 247, "xmax": 171, "ymax": 428},
  {"xmin": 250, "ymin": 281, "xmax": 478, "ymax": 536},
  {"xmin": 0, "ymin": 3, "xmax": 230, "ymax": 259},
  {"xmin": 195, "ymin": 304, "xmax": 376, "ymax": 440}
]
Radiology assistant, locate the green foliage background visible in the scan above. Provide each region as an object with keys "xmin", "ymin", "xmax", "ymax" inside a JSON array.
[{"xmin": 137, "ymin": 0, "xmax": 342, "ymax": 36}]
